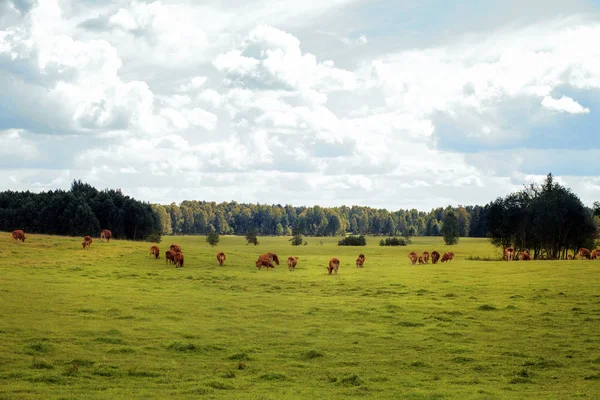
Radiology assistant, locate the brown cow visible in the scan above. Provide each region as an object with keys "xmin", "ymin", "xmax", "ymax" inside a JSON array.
[
  {"xmin": 170, "ymin": 244, "xmax": 182, "ymax": 253},
  {"xmin": 504, "ymin": 247, "xmax": 515, "ymax": 261},
  {"xmin": 11, "ymin": 230, "xmax": 26, "ymax": 243},
  {"xmin": 422, "ymin": 251, "xmax": 430, "ymax": 263},
  {"xmin": 440, "ymin": 252, "xmax": 451, "ymax": 263},
  {"xmin": 356, "ymin": 257, "xmax": 364, "ymax": 268},
  {"xmin": 518, "ymin": 251, "xmax": 530, "ymax": 261},
  {"xmin": 256, "ymin": 253, "xmax": 277, "ymax": 271},
  {"xmin": 82, "ymin": 235, "xmax": 93, "ymax": 249},
  {"xmin": 165, "ymin": 250, "xmax": 176, "ymax": 265},
  {"xmin": 408, "ymin": 251, "xmax": 418, "ymax": 265},
  {"xmin": 448, "ymin": 252, "xmax": 455, "ymax": 261},
  {"xmin": 173, "ymin": 252, "xmax": 184, "ymax": 268},
  {"xmin": 328, "ymin": 258, "xmax": 340, "ymax": 275},
  {"xmin": 567, "ymin": 254, "xmax": 573, "ymax": 260},
  {"xmin": 418, "ymin": 255, "xmax": 425, "ymax": 265},
  {"xmin": 100, "ymin": 229, "xmax": 112, "ymax": 242},
  {"xmin": 288, "ymin": 256, "xmax": 298, "ymax": 271},
  {"xmin": 431, "ymin": 251, "xmax": 440, "ymax": 264},
  {"xmin": 577, "ymin": 247, "xmax": 592, "ymax": 260},
  {"xmin": 591, "ymin": 249, "xmax": 600, "ymax": 260},
  {"xmin": 150, "ymin": 245, "xmax": 160, "ymax": 259},
  {"xmin": 217, "ymin": 252, "xmax": 226, "ymax": 266},
  {"xmin": 268, "ymin": 253, "xmax": 280, "ymax": 265}
]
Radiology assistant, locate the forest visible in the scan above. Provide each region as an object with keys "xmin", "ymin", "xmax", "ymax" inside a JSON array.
[{"xmin": 0, "ymin": 181, "xmax": 161, "ymax": 241}]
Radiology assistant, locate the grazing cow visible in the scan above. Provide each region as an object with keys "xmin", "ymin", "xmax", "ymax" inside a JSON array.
[
  {"xmin": 422, "ymin": 251, "xmax": 430, "ymax": 263},
  {"xmin": 100, "ymin": 229, "xmax": 112, "ymax": 242},
  {"xmin": 170, "ymin": 244, "xmax": 182, "ymax": 253},
  {"xmin": 448, "ymin": 252, "xmax": 455, "ymax": 261},
  {"xmin": 408, "ymin": 251, "xmax": 418, "ymax": 265},
  {"xmin": 256, "ymin": 253, "xmax": 277, "ymax": 271},
  {"xmin": 288, "ymin": 256, "xmax": 298, "ymax": 271},
  {"xmin": 440, "ymin": 252, "xmax": 451, "ymax": 263},
  {"xmin": 150, "ymin": 245, "xmax": 160, "ymax": 259},
  {"xmin": 504, "ymin": 247, "xmax": 515, "ymax": 261},
  {"xmin": 518, "ymin": 251, "xmax": 531, "ymax": 261},
  {"xmin": 173, "ymin": 252, "xmax": 184, "ymax": 268},
  {"xmin": 82, "ymin": 235, "xmax": 93, "ymax": 249},
  {"xmin": 328, "ymin": 258, "xmax": 340, "ymax": 275},
  {"xmin": 11, "ymin": 230, "xmax": 26, "ymax": 243},
  {"xmin": 568, "ymin": 254, "xmax": 573, "ymax": 260},
  {"xmin": 431, "ymin": 251, "xmax": 440, "ymax": 264},
  {"xmin": 217, "ymin": 252, "xmax": 226, "ymax": 266},
  {"xmin": 577, "ymin": 247, "xmax": 592, "ymax": 260},
  {"xmin": 165, "ymin": 250, "xmax": 176, "ymax": 265},
  {"xmin": 418, "ymin": 255, "xmax": 425, "ymax": 265},
  {"xmin": 268, "ymin": 253, "xmax": 280, "ymax": 265}
]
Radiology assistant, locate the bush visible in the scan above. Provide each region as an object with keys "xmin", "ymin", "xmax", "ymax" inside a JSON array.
[
  {"xmin": 338, "ymin": 235, "xmax": 366, "ymax": 246},
  {"xmin": 145, "ymin": 232, "xmax": 162, "ymax": 243},
  {"xmin": 206, "ymin": 232, "xmax": 220, "ymax": 247},
  {"xmin": 245, "ymin": 230, "xmax": 259, "ymax": 246},
  {"xmin": 379, "ymin": 237, "xmax": 408, "ymax": 246},
  {"xmin": 290, "ymin": 234, "xmax": 303, "ymax": 246}
]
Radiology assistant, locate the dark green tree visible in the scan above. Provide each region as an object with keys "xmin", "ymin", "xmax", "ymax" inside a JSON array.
[
  {"xmin": 442, "ymin": 210, "xmax": 460, "ymax": 245},
  {"xmin": 206, "ymin": 232, "xmax": 220, "ymax": 247},
  {"xmin": 245, "ymin": 229, "xmax": 259, "ymax": 246}
]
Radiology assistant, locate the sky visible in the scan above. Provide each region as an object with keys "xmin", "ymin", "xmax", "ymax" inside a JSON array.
[{"xmin": 1, "ymin": 0, "xmax": 600, "ymax": 211}]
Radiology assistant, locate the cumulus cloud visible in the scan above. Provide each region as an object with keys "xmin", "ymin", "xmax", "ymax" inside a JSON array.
[
  {"xmin": 1, "ymin": 0, "xmax": 600, "ymax": 210},
  {"xmin": 541, "ymin": 95, "xmax": 590, "ymax": 114}
]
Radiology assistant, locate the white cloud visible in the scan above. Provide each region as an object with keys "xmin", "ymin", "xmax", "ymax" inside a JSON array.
[
  {"xmin": 541, "ymin": 95, "xmax": 590, "ymax": 114},
  {"xmin": 1, "ymin": 1, "xmax": 600, "ymax": 211}
]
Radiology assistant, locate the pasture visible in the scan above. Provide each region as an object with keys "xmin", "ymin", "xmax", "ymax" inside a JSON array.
[{"xmin": 0, "ymin": 233, "xmax": 599, "ymax": 399}]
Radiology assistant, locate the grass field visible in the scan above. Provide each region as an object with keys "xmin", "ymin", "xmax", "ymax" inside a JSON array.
[{"xmin": 1, "ymin": 233, "xmax": 599, "ymax": 399}]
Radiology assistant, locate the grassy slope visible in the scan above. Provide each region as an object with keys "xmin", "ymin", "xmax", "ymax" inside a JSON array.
[{"xmin": 0, "ymin": 233, "xmax": 599, "ymax": 400}]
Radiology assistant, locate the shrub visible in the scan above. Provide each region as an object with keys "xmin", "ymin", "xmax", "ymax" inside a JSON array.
[
  {"xmin": 245, "ymin": 231, "xmax": 259, "ymax": 246},
  {"xmin": 338, "ymin": 235, "xmax": 366, "ymax": 246},
  {"xmin": 290, "ymin": 234, "xmax": 303, "ymax": 246},
  {"xmin": 379, "ymin": 237, "xmax": 408, "ymax": 246},
  {"xmin": 206, "ymin": 232, "xmax": 220, "ymax": 247}
]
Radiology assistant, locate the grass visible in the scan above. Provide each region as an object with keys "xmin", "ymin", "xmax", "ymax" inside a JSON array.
[{"xmin": 0, "ymin": 233, "xmax": 599, "ymax": 399}]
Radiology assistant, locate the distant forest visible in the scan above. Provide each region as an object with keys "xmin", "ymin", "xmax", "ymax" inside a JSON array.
[{"xmin": 1, "ymin": 177, "xmax": 598, "ymax": 251}]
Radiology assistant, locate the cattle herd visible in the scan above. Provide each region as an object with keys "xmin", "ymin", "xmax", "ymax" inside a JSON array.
[
  {"xmin": 503, "ymin": 246, "xmax": 600, "ymax": 261},
  {"xmin": 9, "ymin": 230, "xmax": 600, "ymax": 273},
  {"xmin": 407, "ymin": 250, "xmax": 454, "ymax": 265}
]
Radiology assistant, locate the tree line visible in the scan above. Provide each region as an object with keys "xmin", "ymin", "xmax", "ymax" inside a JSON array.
[
  {"xmin": 0, "ymin": 180, "xmax": 161, "ymax": 241},
  {"xmin": 152, "ymin": 200, "xmax": 486, "ymax": 239},
  {"xmin": 0, "ymin": 175, "xmax": 597, "ymax": 251}
]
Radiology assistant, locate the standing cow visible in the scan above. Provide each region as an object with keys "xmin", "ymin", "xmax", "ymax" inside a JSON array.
[
  {"xmin": 577, "ymin": 248, "xmax": 592, "ymax": 260},
  {"xmin": 150, "ymin": 245, "xmax": 160, "ymax": 259},
  {"xmin": 11, "ymin": 230, "xmax": 26, "ymax": 243},
  {"xmin": 165, "ymin": 250, "xmax": 176, "ymax": 265},
  {"xmin": 170, "ymin": 244, "xmax": 182, "ymax": 253},
  {"xmin": 421, "ymin": 251, "xmax": 430, "ymax": 263},
  {"xmin": 287, "ymin": 256, "xmax": 298, "ymax": 271},
  {"xmin": 327, "ymin": 258, "xmax": 340, "ymax": 275},
  {"xmin": 431, "ymin": 251, "xmax": 440, "ymax": 264},
  {"xmin": 82, "ymin": 235, "xmax": 93, "ymax": 249},
  {"xmin": 356, "ymin": 254, "xmax": 365, "ymax": 268},
  {"xmin": 217, "ymin": 252, "xmax": 226, "ymax": 266},
  {"xmin": 504, "ymin": 247, "xmax": 515, "ymax": 261},
  {"xmin": 173, "ymin": 252, "xmax": 184, "ymax": 268},
  {"xmin": 256, "ymin": 253, "xmax": 277, "ymax": 271},
  {"xmin": 408, "ymin": 252, "xmax": 418, "ymax": 265},
  {"xmin": 100, "ymin": 229, "xmax": 112, "ymax": 242}
]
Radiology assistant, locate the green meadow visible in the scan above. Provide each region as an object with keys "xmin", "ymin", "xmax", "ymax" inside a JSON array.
[{"xmin": 0, "ymin": 233, "xmax": 599, "ymax": 399}]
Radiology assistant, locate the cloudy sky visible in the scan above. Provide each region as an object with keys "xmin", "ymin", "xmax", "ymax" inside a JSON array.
[{"xmin": 1, "ymin": 0, "xmax": 600, "ymax": 210}]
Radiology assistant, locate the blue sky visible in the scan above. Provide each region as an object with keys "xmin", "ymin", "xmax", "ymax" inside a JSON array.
[{"xmin": 1, "ymin": 0, "xmax": 599, "ymax": 210}]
